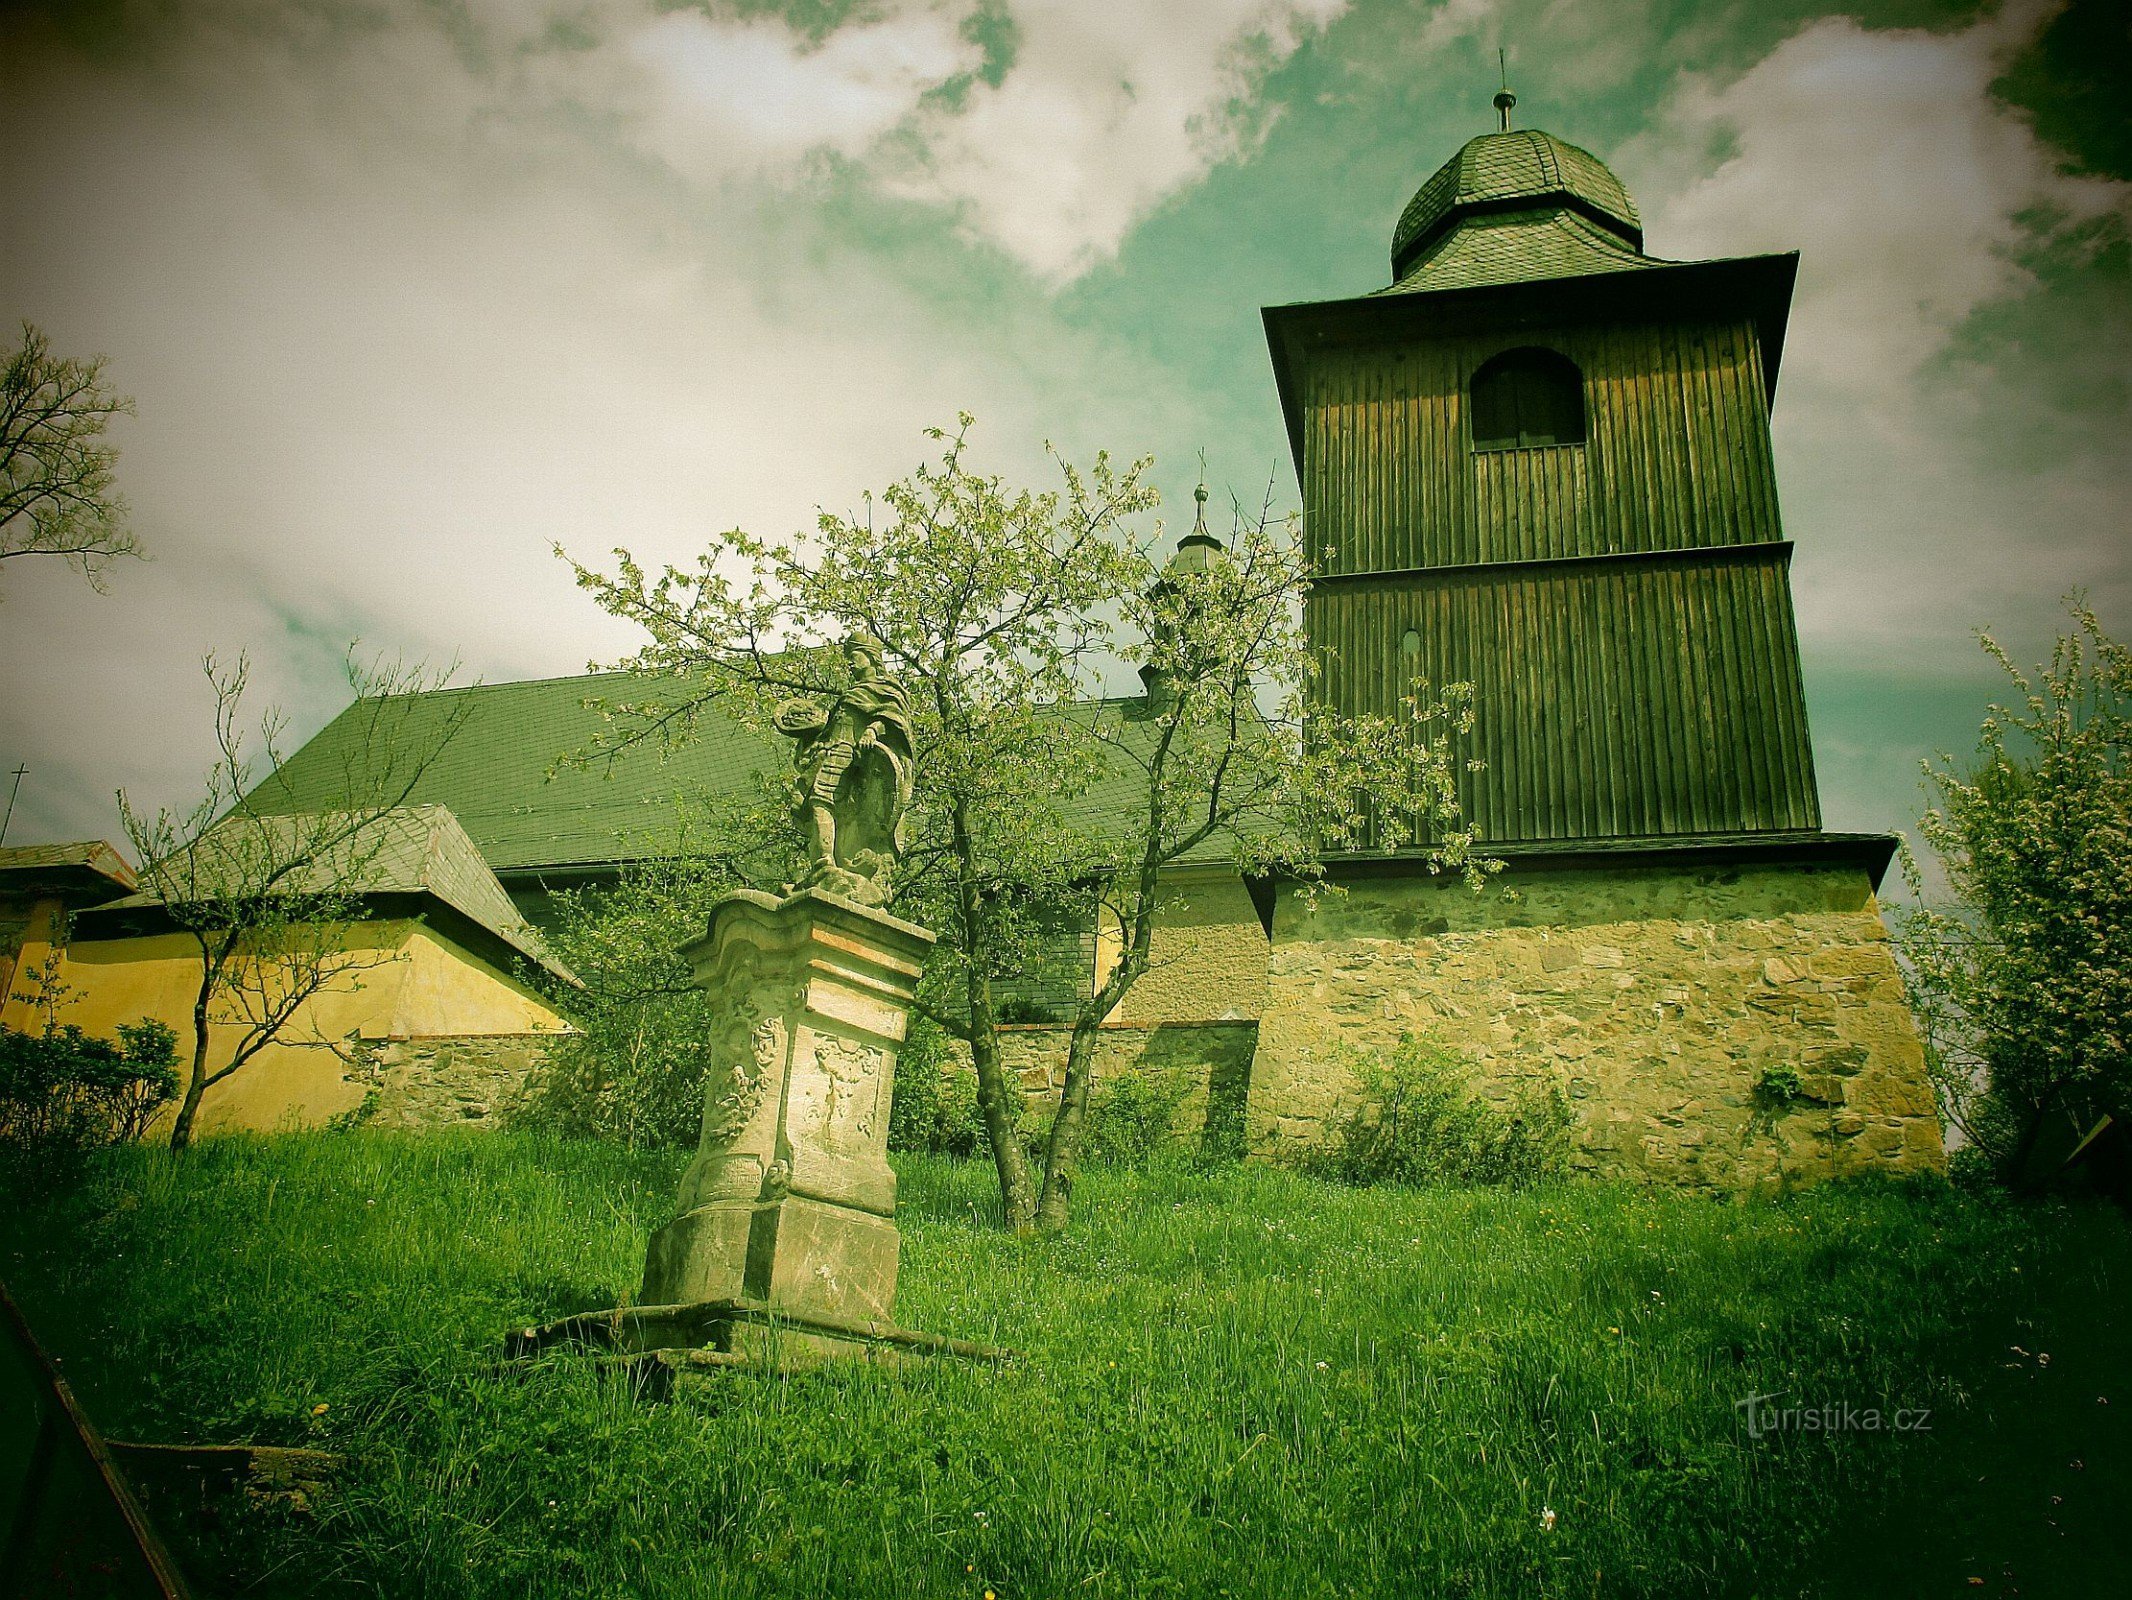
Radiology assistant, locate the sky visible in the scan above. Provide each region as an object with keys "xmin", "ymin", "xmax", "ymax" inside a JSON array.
[{"xmin": 1, "ymin": 0, "xmax": 2126, "ymax": 880}]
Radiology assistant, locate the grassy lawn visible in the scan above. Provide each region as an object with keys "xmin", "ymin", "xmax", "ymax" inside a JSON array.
[{"xmin": 3, "ymin": 1132, "xmax": 2127, "ymax": 1599}]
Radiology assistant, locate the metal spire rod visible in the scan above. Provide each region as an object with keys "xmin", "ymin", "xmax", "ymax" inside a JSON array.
[
  {"xmin": 0, "ymin": 764, "xmax": 25, "ymax": 850},
  {"xmin": 1494, "ymin": 48, "xmax": 1517, "ymax": 132}
]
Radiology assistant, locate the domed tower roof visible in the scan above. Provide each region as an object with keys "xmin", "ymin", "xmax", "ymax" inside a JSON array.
[{"xmin": 1390, "ymin": 129, "xmax": 1641, "ymax": 279}]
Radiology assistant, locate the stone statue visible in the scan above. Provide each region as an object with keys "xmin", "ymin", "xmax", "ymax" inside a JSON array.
[{"xmin": 772, "ymin": 633, "xmax": 915, "ymax": 907}]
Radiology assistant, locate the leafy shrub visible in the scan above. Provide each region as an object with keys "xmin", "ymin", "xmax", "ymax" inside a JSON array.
[
  {"xmin": 1897, "ymin": 601, "xmax": 2131, "ymax": 1184},
  {"xmin": 995, "ymin": 998, "xmax": 1065, "ymax": 1025},
  {"xmin": 1298, "ymin": 1034, "xmax": 1570, "ymax": 1190},
  {"xmin": 513, "ymin": 842, "xmax": 750, "ymax": 1148},
  {"xmin": 1086, "ymin": 1066, "xmax": 1194, "ymax": 1168},
  {"xmin": 518, "ymin": 996, "xmax": 712, "ymax": 1149},
  {"xmin": 0, "ymin": 1019, "xmax": 179, "ymax": 1180},
  {"xmin": 1755, "ymin": 1063, "xmax": 1806, "ymax": 1107},
  {"xmin": 1946, "ymin": 1142, "xmax": 2003, "ymax": 1192},
  {"xmin": 887, "ymin": 1018, "xmax": 986, "ymax": 1158}
]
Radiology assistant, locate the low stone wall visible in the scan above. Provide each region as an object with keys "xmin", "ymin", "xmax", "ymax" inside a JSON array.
[
  {"xmin": 945, "ymin": 1021, "xmax": 1259, "ymax": 1155},
  {"xmin": 1247, "ymin": 857, "xmax": 1944, "ymax": 1189},
  {"xmin": 346, "ymin": 1033, "xmax": 560, "ymax": 1130}
]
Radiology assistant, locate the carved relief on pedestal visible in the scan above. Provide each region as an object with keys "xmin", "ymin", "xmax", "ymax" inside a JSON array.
[
  {"xmin": 796, "ymin": 1032, "xmax": 890, "ymax": 1153},
  {"xmin": 700, "ymin": 1002, "xmax": 787, "ymax": 1148},
  {"xmin": 681, "ymin": 945, "xmax": 798, "ymax": 1209}
]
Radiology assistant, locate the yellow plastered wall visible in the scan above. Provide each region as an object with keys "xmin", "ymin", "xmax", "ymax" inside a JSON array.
[
  {"xmin": 24, "ymin": 919, "xmax": 568, "ymax": 1136},
  {"xmin": 0, "ymin": 896, "xmax": 63, "ymax": 1030},
  {"xmin": 1097, "ymin": 868, "xmax": 1270, "ymax": 1025}
]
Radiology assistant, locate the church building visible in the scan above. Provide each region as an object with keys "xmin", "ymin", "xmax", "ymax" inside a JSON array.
[{"xmin": 15, "ymin": 115, "xmax": 1944, "ymax": 1184}]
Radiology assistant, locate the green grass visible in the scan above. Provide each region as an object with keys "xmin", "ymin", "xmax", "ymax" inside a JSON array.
[{"xmin": 3, "ymin": 1133, "xmax": 2127, "ymax": 1599}]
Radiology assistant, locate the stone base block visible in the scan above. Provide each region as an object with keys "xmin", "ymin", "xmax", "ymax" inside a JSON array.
[
  {"xmin": 503, "ymin": 1298, "xmax": 1012, "ymax": 1382},
  {"xmin": 1248, "ymin": 850, "xmax": 1947, "ymax": 1190},
  {"xmin": 640, "ymin": 1195, "xmax": 900, "ymax": 1326},
  {"xmin": 640, "ymin": 1203, "xmax": 753, "ymax": 1306}
]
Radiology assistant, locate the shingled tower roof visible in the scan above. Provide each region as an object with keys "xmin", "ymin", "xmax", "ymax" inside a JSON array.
[
  {"xmin": 1386, "ymin": 128, "xmax": 1653, "ymax": 293},
  {"xmin": 1263, "ymin": 116, "xmax": 1800, "ymax": 468},
  {"xmin": 1392, "ymin": 129, "xmax": 1641, "ymax": 267}
]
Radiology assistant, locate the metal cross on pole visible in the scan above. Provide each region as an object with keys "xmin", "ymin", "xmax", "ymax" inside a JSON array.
[{"xmin": 0, "ymin": 764, "xmax": 26, "ymax": 850}]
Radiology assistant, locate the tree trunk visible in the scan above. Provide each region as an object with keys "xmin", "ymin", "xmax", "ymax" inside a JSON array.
[
  {"xmin": 1038, "ymin": 871, "xmax": 1158, "ymax": 1234},
  {"xmin": 2005, "ymin": 1084, "xmax": 2064, "ymax": 1192},
  {"xmin": 950, "ymin": 798, "xmax": 1037, "ymax": 1233},
  {"xmin": 966, "ymin": 969, "xmax": 1036, "ymax": 1233},
  {"xmin": 168, "ymin": 991, "xmax": 213, "ymax": 1152},
  {"xmin": 1035, "ymin": 1015, "xmax": 1105, "ymax": 1235}
]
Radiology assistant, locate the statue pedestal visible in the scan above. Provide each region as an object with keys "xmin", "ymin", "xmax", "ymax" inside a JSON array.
[
  {"xmin": 506, "ymin": 888, "xmax": 1009, "ymax": 1375},
  {"xmin": 639, "ymin": 888, "xmax": 933, "ymax": 1327}
]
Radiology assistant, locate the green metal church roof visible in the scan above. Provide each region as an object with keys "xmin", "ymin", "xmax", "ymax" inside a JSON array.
[
  {"xmin": 251, "ymin": 669, "xmax": 1254, "ymax": 887},
  {"xmin": 248, "ymin": 671, "xmax": 785, "ymax": 879},
  {"xmin": 1390, "ymin": 129, "xmax": 1641, "ymax": 278}
]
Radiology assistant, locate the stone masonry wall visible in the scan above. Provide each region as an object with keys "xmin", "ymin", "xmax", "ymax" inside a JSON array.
[
  {"xmin": 1247, "ymin": 859, "xmax": 1943, "ymax": 1189},
  {"xmin": 346, "ymin": 1033, "xmax": 560, "ymax": 1130},
  {"xmin": 944, "ymin": 1021, "xmax": 1259, "ymax": 1155}
]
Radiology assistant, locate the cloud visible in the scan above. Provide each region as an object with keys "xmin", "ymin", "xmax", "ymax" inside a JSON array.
[
  {"xmin": 494, "ymin": 1, "xmax": 1348, "ymax": 283},
  {"xmin": 0, "ymin": 0, "xmax": 1217, "ymax": 846},
  {"xmin": 599, "ymin": 4, "xmax": 981, "ymax": 182},
  {"xmin": 880, "ymin": 1, "xmax": 1349, "ymax": 280},
  {"xmin": 1633, "ymin": 0, "xmax": 2123, "ymax": 398},
  {"xmin": 1619, "ymin": 0, "xmax": 2132, "ymax": 676}
]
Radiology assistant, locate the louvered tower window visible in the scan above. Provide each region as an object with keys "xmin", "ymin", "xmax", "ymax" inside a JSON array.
[{"xmin": 1470, "ymin": 347, "xmax": 1586, "ymax": 451}]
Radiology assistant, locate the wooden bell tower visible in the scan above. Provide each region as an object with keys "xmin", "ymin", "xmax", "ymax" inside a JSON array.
[
  {"xmin": 1264, "ymin": 126, "xmax": 1825, "ymax": 848},
  {"xmin": 1245, "ymin": 116, "xmax": 1944, "ymax": 1187}
]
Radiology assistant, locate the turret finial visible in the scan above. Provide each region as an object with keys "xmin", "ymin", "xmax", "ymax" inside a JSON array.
[
  {"xmin": 1494, "ymin": 48, "xmax": 1516, "ymax": 132},
  {"xmin": 1192, "ymin": 480, "xmax": 1209, "ymax": 539}
]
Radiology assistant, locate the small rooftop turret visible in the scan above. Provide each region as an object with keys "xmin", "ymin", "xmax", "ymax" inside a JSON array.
[{"xmin": 1140, "ymin": 483, "xmax": 1226, "ymax": 712}]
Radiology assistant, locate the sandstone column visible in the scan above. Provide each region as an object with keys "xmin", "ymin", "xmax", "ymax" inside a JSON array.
[{"xmin": 639, "ymin": 887, "xmax": 934, "ymax": 1327}]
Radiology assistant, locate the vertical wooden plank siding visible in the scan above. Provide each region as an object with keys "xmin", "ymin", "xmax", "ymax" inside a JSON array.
[
  {"xmin": 1307, "ymin": 551, "xmax": 1821, "ymax": 844},
  {"xmin": 1301, "ymin": 314, "xmax": 1783, "ymax": 573},
  {"xmin": 1294, "ymin": 298, "xmax": 1819, "ymax": 847}
]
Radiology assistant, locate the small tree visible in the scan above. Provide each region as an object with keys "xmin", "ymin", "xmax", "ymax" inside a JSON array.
[
  {"xmin": 1, "ymin": 321, "xmax": 139, "ymax": 590},
  {"xmin": 569, "ymin": 418, "xmax": 1492, "ymax": 1234},
  {"xmin": 1898, "ymin": 600, "xmax": 2131, "ymax": 1180},
  {"xmin": 525, "ymin": 821, "xmax": 749, "ymax": 1147},
  {"xmin": 118, "ymin": 653, "xmax": 468, "ymax": 1150}
]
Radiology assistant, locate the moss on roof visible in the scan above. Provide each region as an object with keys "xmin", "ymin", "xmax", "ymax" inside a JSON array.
[{"xmin": 91, "ymin": 805, "xmax": 570, "ymax": 981}]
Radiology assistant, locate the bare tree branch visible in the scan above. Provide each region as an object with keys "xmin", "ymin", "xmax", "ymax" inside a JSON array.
[{"xmin": 1, "ymin": 322, "xmax": 140, "ymax": 593}]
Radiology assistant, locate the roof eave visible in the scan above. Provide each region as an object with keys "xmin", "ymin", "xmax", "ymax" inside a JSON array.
[
  {"xmin": 1260, "ymin": 303, "xmax": 1310, "ymax": 496},
  {"xmin": 1321, "ymin": 830, "xmax": 1902, "ymax": 893},
  {"xmin": 0, "ymin": 841, "xmax": 139, "ymax": 904},
  {"xmin": 70, "ymin": 887, "xmax": 576, "ymax": 988},
  {"xmin": 1391, "ymin": 192, "xmax": 1644, "ymax": 279}
]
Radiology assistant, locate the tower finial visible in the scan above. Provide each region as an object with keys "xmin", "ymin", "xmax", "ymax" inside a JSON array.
[
  {"xmin": 1192, "ymin": 478, "xmax": 1209, "ymax": 539},
  {"xmin": 1493, "ymin": 48, "xmax": 1516, "ymax": 132}
]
